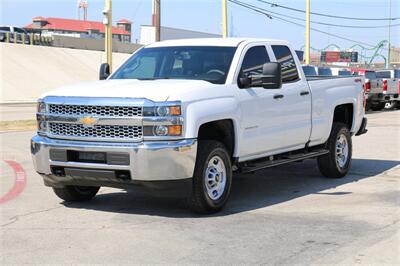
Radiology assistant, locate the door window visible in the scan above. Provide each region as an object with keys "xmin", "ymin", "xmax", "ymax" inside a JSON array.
[
  {"xmin": 239, "ymin": 46, "xmax": 270, "ymax": 86},
  {"xmin": 271, "ymin": 45, "xmax": 299, "ymax": 83}
]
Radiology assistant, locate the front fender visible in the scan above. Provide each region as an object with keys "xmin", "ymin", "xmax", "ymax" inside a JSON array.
[{"xmin": 184, "ymin": 97, "xmax": 241, "ymax": 156}]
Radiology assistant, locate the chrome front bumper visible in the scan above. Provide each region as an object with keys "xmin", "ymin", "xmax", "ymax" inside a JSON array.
[{"xmin": 31, "ymin": 135, "xmax": 197, "ymax": 188}]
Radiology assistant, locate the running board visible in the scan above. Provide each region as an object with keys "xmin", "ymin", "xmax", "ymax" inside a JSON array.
[{"xmin": 239, "ymin": 149, "xmax": 329, "ymax": 174}]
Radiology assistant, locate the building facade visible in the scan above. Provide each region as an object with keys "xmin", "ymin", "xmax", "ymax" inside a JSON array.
[{"xmin": 25, "ymin": 17, "xmax": 132, "ymax": 43}]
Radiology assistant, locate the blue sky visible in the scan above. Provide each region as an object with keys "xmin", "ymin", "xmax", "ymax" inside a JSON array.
[{"xmin": 1, "ymin": 0, "xmax": 399, "ymax": 54}]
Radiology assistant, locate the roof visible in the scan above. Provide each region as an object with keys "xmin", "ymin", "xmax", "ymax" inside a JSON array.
[
  {"xmin": 25, "ymin": 17, "xmax": 130, "ymax": 35},
  {"xmin": 146, "ymin": 38, "xmax": 288, "ymax": 48},
  {"xmin": 117, "ymin": 19, "xmax": 132, "ymax": 24}
]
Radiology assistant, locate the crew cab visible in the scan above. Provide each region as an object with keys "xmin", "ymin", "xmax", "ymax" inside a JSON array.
[
  {"xmin": 31, "ymin": 38, "xmax": 367, "ymax": 213},
  {"xmin": 376, "ymin": 69, "xmax": 400, "ymax": 110}
]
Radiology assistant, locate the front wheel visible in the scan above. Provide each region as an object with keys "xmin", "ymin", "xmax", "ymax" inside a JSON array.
[
  {"xmin": 188, "ymin": 140, "xmax": 232, "ymax": 214},
  {"xmin": 317, "ymin": 123, "xmax": 352, "ymax": 178},
  {"xmin": 53, "ymin": 186, "xmax": 100, "ymax": 202}
]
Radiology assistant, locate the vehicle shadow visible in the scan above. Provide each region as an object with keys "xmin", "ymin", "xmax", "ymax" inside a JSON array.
[{"xmin": 63, "ymin": 158, "xmax": 399, "ymax": 217}]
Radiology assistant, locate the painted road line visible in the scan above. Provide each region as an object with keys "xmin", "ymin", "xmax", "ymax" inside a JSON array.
[{"xmin": 0, "ymin": 160, "xmax": 27, "ymax": 204}]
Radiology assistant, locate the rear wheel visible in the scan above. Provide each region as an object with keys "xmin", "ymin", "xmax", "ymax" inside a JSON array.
[
  {"xmin": 53, "ymin": 186, "xmax": 100, "ymax": 202},
  {"xmin": 318, "ymin": 123, "xmax": 352, "ymax": 178},
  {"xmin": 188, "ymin": 140, "xmax": 232, "ymax": 214}
]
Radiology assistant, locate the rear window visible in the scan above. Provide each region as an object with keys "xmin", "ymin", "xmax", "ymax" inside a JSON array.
[
  {"xmin": 302, "ymin": 66, "xmax": 317, "ymax": 76},
  {"xmin": 271, "ymin": 45, "xmax": 299, "ymax": 83},
  {"xmin": 0, "ymin": 26, "xmax": 10, "ymax": 31},
  {"xmin": 365, "ymin": 71, "xmax": 377, "ymax": 79},
  {"xmin": 376, "ymin": 71, "xmax": 391, "ymax": 79},
  {"xmin": 318, "ymin": 68, "xmax": 332, "ymax": 76},
  {"xmin": 394, "ymin": 69, "xmax": 400, "ymax": 78}
]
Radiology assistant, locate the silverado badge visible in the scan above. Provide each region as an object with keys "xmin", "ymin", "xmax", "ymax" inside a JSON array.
[{"xmin": 79, "ymin": 116, "xmax": 98, "ymax": 128}]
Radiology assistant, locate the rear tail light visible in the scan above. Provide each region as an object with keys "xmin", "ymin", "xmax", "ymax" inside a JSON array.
[
  {"xmin": 383, "ymin": 80, "xmax": 388, "ymax": 92},
  {"xmin": 364, "ymin": 81, "xmax": 371, "ymax": 92},
  {"xmin": 398, "ymin": 81, "xmax": 400, "ymax": 94}
]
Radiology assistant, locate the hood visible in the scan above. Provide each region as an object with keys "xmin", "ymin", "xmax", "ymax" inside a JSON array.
[{"xmin": 41, "ymin": 79, "xmax": 216, "ymax": 102}]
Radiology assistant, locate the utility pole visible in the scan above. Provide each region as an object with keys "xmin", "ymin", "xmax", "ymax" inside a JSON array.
[
  {"xmin": 152, "ymin": 0, "xmax": 161, "ymax": 42},
  {"xmin": 222, "ymin": 0, "xmax": 228, "ymax": 38},
  {"xmin": 104, "ymin": 0, "xmax": 113, "ymax": 72},
  {"xmin": 387, "ymin": 0, "xmax": 392, "ymax": 68},
  {"xmin": 305, "ymin": 0, "xmax": 310, "ymax": 64}
]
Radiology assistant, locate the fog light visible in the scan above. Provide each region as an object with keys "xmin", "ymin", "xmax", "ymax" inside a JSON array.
[{"xmin": 154, "ymin": 125, "xmax": 168, "ymax": 136}]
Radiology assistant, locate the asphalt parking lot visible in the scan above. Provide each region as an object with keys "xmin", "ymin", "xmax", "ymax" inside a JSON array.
[{"xmin": 1, "ymin": 110, "xmax": 399, "ymax": 264}]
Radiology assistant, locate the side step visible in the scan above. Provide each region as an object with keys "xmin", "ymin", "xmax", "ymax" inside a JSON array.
[{"xmin": 239, "ymin": 149, "xmax": 329, "ymax": 174}]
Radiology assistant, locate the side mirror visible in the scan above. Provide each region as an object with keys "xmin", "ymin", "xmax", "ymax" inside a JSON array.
[
  {"xmin": 99, "ymin": 63, "xmax": 110, "ymax": 80},
  {"xmin": 237, "ymin": 62, "xmax": 282, "ymax": 89},
  {"xmin": 261, "ymin": 62, "xmax": 282, "ymax": 89}
]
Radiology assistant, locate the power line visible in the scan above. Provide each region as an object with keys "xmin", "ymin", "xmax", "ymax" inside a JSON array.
[
  {"xmin": 255, "ymin": 0, "xmax": 400, "ymax": 21},
  {"xmin": 245, "ymin": 3, "xmax": 400, "ymax": 29},
  {"xmin": 229, "ymin": 0, "xmax": 386, "ymax": 49}
]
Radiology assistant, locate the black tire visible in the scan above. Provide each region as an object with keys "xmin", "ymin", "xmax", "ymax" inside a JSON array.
[
  {"xmin": 188, "ymin": 140, "xmax": 232, "ymax": 214},
  {"xmin": 317, "ymin": 123, "xmax": 352, "ymax": 178},
  {"xmin": 384, "ymin": 101, "xmax": 398, "ymax": 110},
  {"xmin": 53, "ymin": 186, "xmax": 100, "ymax": 202},
  {"xmin": 370, "ymin": 102, "xmax": 385, "ymax": 111}
]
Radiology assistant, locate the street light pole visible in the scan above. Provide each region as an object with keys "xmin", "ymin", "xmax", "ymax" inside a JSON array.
[
  {"xmin": 387, "ymin": 0, "xmax": 392, "ymax": 68},
  {"xmin": 305, "ymin": 0, "xmax": 310, "ymax": 64},
  {"xmin": 222, "ymin": 0, "xmax": 228, "ymax": 38},
  {"xmin": 104, "ymin": 0, "xmax": 113, "ymax": 72},
  {"xmin": 153, "ymin": 0, "xmax": 161, "ymax": 42}
]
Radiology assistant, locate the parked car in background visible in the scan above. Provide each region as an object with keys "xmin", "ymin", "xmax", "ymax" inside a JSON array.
[
  {"xmin": 338, "ymin": 70, "xmax": 352, "ymax": 76},
  {"xmin": 0, "ymin": 25, "xmax": 30, "ymax": 44},
  {"xmin": 301, "ymin": 65, "xmax": 318, "ymax": 76},
  {"xmin": 317, "ymin": 67, "xmax": 333, "ymax": 76},
  {"xmin": 376, "ymin": 69, "xmax": 400, "ymax": 110},
  {"xmin": 358, "ymin": 70, "xmax": 386, "ymax": 111}
]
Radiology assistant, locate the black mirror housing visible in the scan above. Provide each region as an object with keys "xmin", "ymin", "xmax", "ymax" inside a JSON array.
[
  {"xmin": 261, "ymin": 62, "xmax": 282, "ymax": 89},
  {"xmin": 99, "ymin": 63, "xmax": 110, "ymax": 80},
  {"xmin": 238, "ymin": 62, "xmax": 282, "ymax": 89}
]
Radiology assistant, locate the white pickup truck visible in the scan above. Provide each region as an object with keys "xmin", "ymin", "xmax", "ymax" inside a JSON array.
[
  {"xmin": 376, "ymin": 69, "xmax": 400, "ymax": 110},
  {"xmin": 31, "ymin": 38, "xmax": 367, "ymax": 213}
]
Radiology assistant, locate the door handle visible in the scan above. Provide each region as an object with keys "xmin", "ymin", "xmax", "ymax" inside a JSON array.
[
  {"xmin": 273, "ymin": 94, "xmax": 284, "ymax": 99},
  {"xmin": 300, "ymin": 91, "xmax": 310, "ymax": 96}
]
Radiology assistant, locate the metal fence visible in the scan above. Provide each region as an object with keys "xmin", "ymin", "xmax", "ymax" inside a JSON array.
[{"xmin": 1, "ymin": 33, "xmax": 142, "ymax": 54}]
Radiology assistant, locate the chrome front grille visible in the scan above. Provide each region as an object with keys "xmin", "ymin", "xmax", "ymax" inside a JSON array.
[
  {"xmin": 49, "ymin": 123, "xmax": 143, "ymax": 141},
  {"xmin": 48, "ymin": 104, "xmax": 143, "ymax": 117}
]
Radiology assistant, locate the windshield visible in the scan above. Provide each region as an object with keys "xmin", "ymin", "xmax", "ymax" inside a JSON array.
[{"xmin": 111, "ymin": 46, "xmax": 237, "ymax": 84}]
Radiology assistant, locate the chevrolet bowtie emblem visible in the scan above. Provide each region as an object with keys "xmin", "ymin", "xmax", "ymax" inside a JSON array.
[{"xmin": 79, "ymin": 116, "xmax": 98, "ymax": 128}]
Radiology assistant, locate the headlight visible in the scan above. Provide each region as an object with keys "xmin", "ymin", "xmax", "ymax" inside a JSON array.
[
  {"xmin": 36, "ymin": 114, "xmax": 47, "ymax": 132},
  {"xmin": 37, "ymin": 101, "xmax": 46, "ymax": 113},
  {"xmin": 144, "ymin": 105, "xmax": 181, "ymax": 116},
  {"xmin": 144, "ymin": 125, "xmax": 183, "ymax": 137}
]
